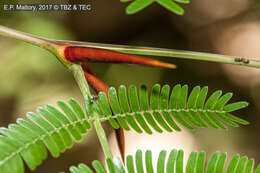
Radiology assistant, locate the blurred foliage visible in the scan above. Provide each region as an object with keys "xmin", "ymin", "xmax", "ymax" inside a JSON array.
[
  {"xmin": 0, "ymin": 19, "xmax": 73, "ymax": 95},
  {"xmin": 0, "ymin": 18, "xmax": 79, "ymax": 117}
]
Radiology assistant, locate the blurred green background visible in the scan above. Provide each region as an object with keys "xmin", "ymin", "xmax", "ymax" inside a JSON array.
[{"xmin": 0, "ymin": 0, "xmax": 260, "ymax": 172}]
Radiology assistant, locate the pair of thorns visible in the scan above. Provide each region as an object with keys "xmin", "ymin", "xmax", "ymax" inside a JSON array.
[{"xmin": 58, "ymin": 46, "xmax": 176, "ymax": 161}]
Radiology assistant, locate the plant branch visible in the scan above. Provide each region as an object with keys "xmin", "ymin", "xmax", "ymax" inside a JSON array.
[
  {"xmin": 93, "ymin": 112, "xmax": 113, "ymax": 158},
  {"xmin": 1, "ymin": 24, "xmax": 260, "ymax": 68},
  {"xmin": 63, "ymin": 41, "xmax": 260, "ymax": 69},
  {"xmin": 71, "ymin": 64, "xmax": 91, "ymax": 97},
  {"xmin": 0, "ymin": 25, "xmax": 58, "ymax": 50},
  {"xmin": 71, "ymin": 64, "xmax": 113, "ymax": 159},
  {"xmin": 0, "ymin": 25, "xmax": 71, "ymax": 68}
]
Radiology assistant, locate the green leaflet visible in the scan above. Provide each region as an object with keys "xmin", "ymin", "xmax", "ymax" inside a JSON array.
[
  {"xmin": 126, "ymin": 0, "xmax": 154, "ymax": 14},
  {"xmin": 120, "ymin": 0, "xmax": 189, "ymax": 15},
  {"xmin": 69, "ymin": 149, "xmax": 260, "ymax": 173},
  {"xmin": 186, "ymin": 151, "xmax": 198, "ymax": 173},
  {"xmin": 157, "ymin": 0, "xmax": 184, "ymax": 15},
  {"xmin": 157, "ymin": 150, "xmax": 167, "ymax": 173},
  {"xmin": 175, "ymin": 0, "xmax": 190, "ymax": 4},
  {"xmin": 145, "ymin": 150, "xmax": 154, "ymax": 173},
  {"xmin": 97, "ymin": 84, "xmax": 249, "ymax": 134},
  {"xmin": 92, "ymin": 161, "xmax": 106, "ymax": 173}
]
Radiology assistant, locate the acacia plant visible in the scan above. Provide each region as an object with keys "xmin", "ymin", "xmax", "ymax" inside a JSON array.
[{"xmin": 1, "ymin": 3, "xmax": 260, "ymax": 172}]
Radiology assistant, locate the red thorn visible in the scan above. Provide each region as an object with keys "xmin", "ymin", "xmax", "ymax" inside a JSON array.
[
  {"xmin": 81, "ymin": 63, "xmax": 125, "ymax": 163},
  {"xmin": 115, "ymin": 127, "xmax": 125, "ymax": 162},
  {"xmin": 64, "ymin": 46, "xmax": 176, "ymax": 69},
  {"xmin": 81, "ymin": 63, "xmax": 108, "ymax": 95}
]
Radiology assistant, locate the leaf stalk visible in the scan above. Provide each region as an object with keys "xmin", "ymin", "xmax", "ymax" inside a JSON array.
[{"xmin": 71, "ymin": 64, "xmax": 113, "ymax": 159}]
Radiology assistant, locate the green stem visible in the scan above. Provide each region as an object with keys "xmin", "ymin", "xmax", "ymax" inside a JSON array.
[
  {"xmin": 71, "ymin": 64, "xmax": 113, "ymax": 158},
  {"xmin": 0, "ymin": 25, "xmax": 71, "ymax": 68},
  {"xmin": 0, "ymin": 24, "xmax": 260, "ymax": 68},
  {"xmin": 64, "ymin": 41, "xmax": 260, "ymax": 68},
  {"xmin": 70, "ymin": 64, "xmax": 91, "ymax": 97},
  {"xmin": 93, "ymin": 112, "xmax": 113, "ymax": 158},
  {"xmin": 0, "ymin": 25, "xmax": 58, "ymax": 50}
]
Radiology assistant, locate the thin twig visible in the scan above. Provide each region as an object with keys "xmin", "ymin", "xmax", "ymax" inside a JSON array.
[{"xmin": 0, "ymin": 25, "xmax": 260, "ymax": 68}]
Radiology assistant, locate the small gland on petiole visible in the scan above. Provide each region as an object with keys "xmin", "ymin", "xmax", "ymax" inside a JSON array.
[
  {"xmin": 242, "ymin": 58, "xmax": 250, "ymax": 64},
  {"xmin": 234, "ymin": 57, "xmax": 250, "ymax": 64},
  {"xmin": 90, "ymin": 96, "xmax": 99, "ymax": 104}
]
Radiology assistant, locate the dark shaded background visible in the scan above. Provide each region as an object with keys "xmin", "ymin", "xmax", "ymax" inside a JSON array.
[{"xmin": 0, "ymin": 0, "xmax": 260, "ymax": 172}]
